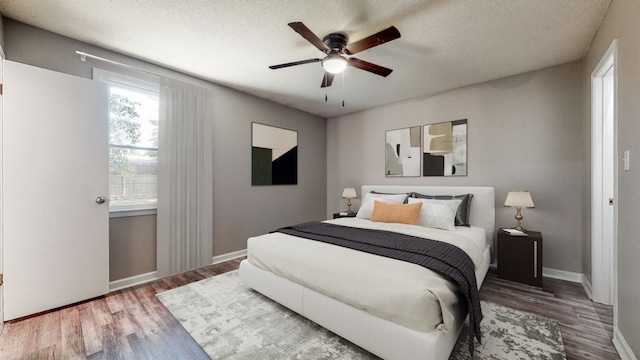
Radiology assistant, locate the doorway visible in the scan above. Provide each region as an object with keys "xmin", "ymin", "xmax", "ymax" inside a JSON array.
[{"xmin": 591, "ymin": 40, "xmax": 618, "ymax": 307}]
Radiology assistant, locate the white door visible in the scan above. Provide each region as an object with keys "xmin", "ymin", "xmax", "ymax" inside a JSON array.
[
  {"xmin": 2, "ymin": 60, "xmax": 109, "ymax": 320},
  {"xmin": 591, "ymin": 41, "xmax": 617, "ymax": 306}
]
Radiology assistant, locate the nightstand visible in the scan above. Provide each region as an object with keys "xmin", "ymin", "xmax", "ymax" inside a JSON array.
[
  {"xmin": 333, "ymin": 212, "xmax": 357, "ymax": 219},
  {"xmin": 497, "ymin": 230, "xmax": 543, "ymax": 287}
]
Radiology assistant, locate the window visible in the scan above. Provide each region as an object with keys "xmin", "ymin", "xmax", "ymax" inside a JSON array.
[{"xmin": 94, "ymin": 69, "xmax": 160, "ymax": 213}]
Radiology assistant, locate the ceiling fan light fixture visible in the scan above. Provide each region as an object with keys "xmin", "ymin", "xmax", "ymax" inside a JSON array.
[{"xmin": 322, "ymin": 54, "xmax": 348, "ymax": 74}]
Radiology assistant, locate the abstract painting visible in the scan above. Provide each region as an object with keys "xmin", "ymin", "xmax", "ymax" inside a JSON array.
[
  {"xmin": 423, "ymin": 119, "xmax": 467, "ymax": 176},
  {"xmin": 252, "ymin": 122, "xmax": 298, "ymax": 185},
  {"xmin": 385, "ymin": 126, "xmax": 421, "ymax": 177}
]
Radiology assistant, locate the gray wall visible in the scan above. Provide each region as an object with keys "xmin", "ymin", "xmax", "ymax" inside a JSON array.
[
  {"xmin": 109, "ymin": 215, "xmax": 156, "ymax": 281},
  {"xmin": 0, "ymin": 15, "xmax": 5, "ymax": 51},
  {"xmin": 212, "ymin": 91, "xmax": 327, "ymax": 255},
  {"xmin": 584, "ymin": 0, "xmax": 640, "ymax": 356},
  {"xmin": 327, "ymin": 61, "xmax": 584, "ymax": 273},
  {"xmin": 2, "ymin": 18, "xmax": 327, "ymax": 280}
]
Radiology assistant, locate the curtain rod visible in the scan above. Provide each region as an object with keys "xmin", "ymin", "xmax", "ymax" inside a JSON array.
[
  {"xmin": 76, "ymin": 51, "xmax": 161, "ymax": 77},
  {"xmin": 76, "ymin": 51, "xmax": 214, "ymax": 93}
]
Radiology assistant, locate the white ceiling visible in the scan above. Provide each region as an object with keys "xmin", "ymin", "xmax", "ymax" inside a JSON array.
[{"xmin": 0, "ymin": 0, "xmax": 611, "ymax": 118}]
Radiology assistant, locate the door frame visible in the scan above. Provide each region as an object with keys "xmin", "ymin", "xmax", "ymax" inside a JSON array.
[
  {"xmin": 591, "ymin": 39, "xmax": 618, "ymax": 310},
  {"xmin": 0, "ymin": 54, "xmax": 5, "ymax": 322}
]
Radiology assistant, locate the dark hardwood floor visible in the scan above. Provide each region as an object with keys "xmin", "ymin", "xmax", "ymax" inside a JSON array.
[
  {"xmin": 0, "ymin": 259, "xmax": 620, "ymax": 360},
  {"xmin": 481, "ymin": 272, "xmax": 619, "ymax": 360}
]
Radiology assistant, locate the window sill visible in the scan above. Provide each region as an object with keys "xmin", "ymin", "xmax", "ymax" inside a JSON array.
[{"xmin": 109, "ymin": 207, "xmax": 157, "ymax": 218}]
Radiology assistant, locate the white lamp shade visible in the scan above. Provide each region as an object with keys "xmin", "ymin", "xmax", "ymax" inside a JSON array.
[
  {"xmin": 322, "ymin": 55, "xmax": 348, "ymax": 74},
  {"xmin": 504, "ymin": 191, "xmax": 534, "ymax": 208},
  {"xmin": 342, "ymin": 187, "xmax": 357, "ymax": 199}
]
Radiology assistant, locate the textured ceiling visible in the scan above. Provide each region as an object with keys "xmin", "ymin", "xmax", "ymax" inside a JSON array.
[{"xmin": 0, "ymin": 0, "xmax": 611, "ymax": 118}]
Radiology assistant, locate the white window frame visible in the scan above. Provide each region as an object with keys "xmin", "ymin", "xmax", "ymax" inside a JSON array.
[{"xmin": 93, "ymin": 68, "xmax": 160, "ymax": 217}]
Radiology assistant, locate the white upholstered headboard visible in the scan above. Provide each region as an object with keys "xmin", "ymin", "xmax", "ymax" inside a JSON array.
[{"xmin": 361, "ymin": 185, "xmax": 495, "ymax": 245}]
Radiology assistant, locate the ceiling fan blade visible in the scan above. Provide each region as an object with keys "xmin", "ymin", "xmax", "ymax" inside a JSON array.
[
  {"xmin": 288, "ymin": 22, "xmax": 330, "ymax": 52},
  {"xmin": 348, "ymin": 58, "xmax": 393, "ymax": 77},
  {"xmin": 345, "ymin": 26, "xmax": 401, "ymax": 55},
  {"xmin": 321, "ymin": 72, "xmax": 335, "ymax": 88},
  {"xmin": 269, "ymin": 58, "xmax": 321, "ymax": 70}
]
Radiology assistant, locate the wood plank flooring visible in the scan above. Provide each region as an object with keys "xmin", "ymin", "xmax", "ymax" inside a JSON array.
[
  {"xmin": 0, "ymin": 259, "xmax": 620, "ymax": 359},
  {"xmin": 481, "ymin": 273, "xmax": 619, "ymax": 360}
]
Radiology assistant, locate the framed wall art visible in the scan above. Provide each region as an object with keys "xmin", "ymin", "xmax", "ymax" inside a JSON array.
[
  {"xmin": 251, "ymin": 122, "xmax": 298, "ymax": 185},
  {"xmin": 385, "ymin": 126, "xmax": 421, "ymax": 177},
  {"xmin": 423, "ymin": 119, "xmax": 467, "ymax": 176}
]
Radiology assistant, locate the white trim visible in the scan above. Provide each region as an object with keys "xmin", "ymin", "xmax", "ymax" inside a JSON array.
[
  {"xmin": 613, "ymin": 327, "xmax": 638, "ymax": 360},
  {"xmin": 489, "ymin": 263, "xmax": 584, "ymax": 284},
  {"xmin": 591, "ymin": 39, "xmax": 618, "ymax": 307},
  {"xmin": 212, "ymin": 249, "xmax": 247, "ymax": 265},
  {"xmin": 108, "ymin": 271, "xmax": 159, "ymax": 292},
  {"xmin": 0, "ymin": 57, "xmax": 4, "ymax": 322},
  {"xmin": 109, "ymin": 208, "xmax": 157, "ymax": 218},
  {"xmin": 98, "ymin": 264, "xmax": 597, "ymax": 293},
  {"xmin": 541, "ymin": 267, "xmax": 583, "ymax": 283},
  {"xmin": 107, "ymin": 250, "xmax": 247, "ymax": 292},
  {"xmin": 581, "ymin": 275, "xmax": 594, "ymax": 300}
]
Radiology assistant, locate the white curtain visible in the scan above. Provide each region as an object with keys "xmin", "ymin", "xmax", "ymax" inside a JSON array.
[{"xmin": 157, "ymin": 78, "xmax": 213, "ymax": 276}]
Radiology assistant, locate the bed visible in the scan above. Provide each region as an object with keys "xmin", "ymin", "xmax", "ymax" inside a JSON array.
[{"xmin": 239, "ymin": 185, "xmax": 495, "ymax": 360}]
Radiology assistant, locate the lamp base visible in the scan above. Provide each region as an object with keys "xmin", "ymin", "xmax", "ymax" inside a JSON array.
[
  {"xmin": 513, "ymin": 208, "xmax": 526, "ymax": 232},
  {"xmin": 513, "ymin": 224, "xmax": 527, "ymax": 232},
  {"xmin": 345, "ymin": 199, "xmax": 355, "ymax": 215}
]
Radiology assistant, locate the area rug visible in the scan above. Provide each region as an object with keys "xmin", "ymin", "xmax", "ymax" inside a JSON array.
[{"xmin": 157, "ymin": 271, "xmax": 566, "ymax": 360}]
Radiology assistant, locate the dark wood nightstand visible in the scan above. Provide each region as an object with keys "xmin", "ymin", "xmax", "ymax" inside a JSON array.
[
  {"xmin": 333, "ymin": 212, "xmax": 357, "ymax": 219},
  {"xmin": 497, "ymin": 229, "xmax": 543, "ymax": 287}
]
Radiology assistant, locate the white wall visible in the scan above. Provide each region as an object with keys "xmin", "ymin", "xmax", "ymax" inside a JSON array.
[
  {"xmin": 584, "ymin": 0, "xmax": 640, "ymax": 356},
  {"xmin": 327, "ymin": 61, "xmax": 583, "ymax": 273}
]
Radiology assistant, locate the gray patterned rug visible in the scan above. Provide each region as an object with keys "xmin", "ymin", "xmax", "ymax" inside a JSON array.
[{"xmin": 157, "ymin": 270, "xmax": 566, "ymax": 360}]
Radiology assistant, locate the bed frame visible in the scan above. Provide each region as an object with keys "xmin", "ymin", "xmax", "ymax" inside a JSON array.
[{"xmin": 240, "ymin": 185, "xmax": 495, "ymax": 360}]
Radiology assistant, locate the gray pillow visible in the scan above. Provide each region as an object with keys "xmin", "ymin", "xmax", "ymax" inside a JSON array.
[
  {"xmin": 370, "ymin": 190, "xmax": 410, "ymax": 204},
  {"xmin": 410, "ymin": 192, "xmax": 473, "ymax": 227}
]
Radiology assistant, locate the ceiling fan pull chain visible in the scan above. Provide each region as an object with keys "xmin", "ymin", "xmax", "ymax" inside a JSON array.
[
  {"xmin": 325, "ymin": 72, "xmax": 328, "ymax": 102},
  {"xmin": 340, "ymin": 71, "xmax": 345, "ymax": 107}
]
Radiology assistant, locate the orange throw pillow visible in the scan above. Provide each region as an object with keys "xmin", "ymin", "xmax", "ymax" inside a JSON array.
[{"xmin": 370, "ymin": 200, "xmax": 422, "ymax": 225}]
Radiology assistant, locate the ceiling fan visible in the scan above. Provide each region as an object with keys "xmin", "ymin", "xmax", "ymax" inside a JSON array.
[{"xmin": 269, "ymin": 22, "xmax": 401, "ymax": 88}]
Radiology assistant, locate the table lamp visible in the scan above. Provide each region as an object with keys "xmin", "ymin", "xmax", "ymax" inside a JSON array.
[
  {"xmin": 342, "ymin": 187, "xmax": 357, "ymax": 215},
  {"xmin": 504, "ymin": 190, "xmax": 534, "ymax": 231}
]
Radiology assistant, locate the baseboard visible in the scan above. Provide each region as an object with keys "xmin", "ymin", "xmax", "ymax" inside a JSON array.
[
  {"xmin": 614, "ymin": 327, "xmax": 638, "ymax": 360},
  {"xmin": 489, "ymin": 263, "xmax": 583, "ymax": 284},
  {"xmin": 212, "ymin": 249, "xmax": 247, "ymax": 265},
  {"xmin": 491, "ymin": 265, "xmax": 596, "ymax": 305},
  {"xmin": 109, "ymin": 271, "xmax": 159, "ymax": 292},
  {"xmin": 542, "ymin": 267, "xmax": 583, "ymax": 283},
  {"xmin": 581, "ymin": 275, "xmax": 594, "ymax": 300},
  {"xmin": 108, "ymin": 250, "xmax": 247, "ymax": 293}
]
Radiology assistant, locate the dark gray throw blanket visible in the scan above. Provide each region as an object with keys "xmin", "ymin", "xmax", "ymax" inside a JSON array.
[{"xmin": 276, "ymin": 221, "xmax": 482, "ymax": 357}]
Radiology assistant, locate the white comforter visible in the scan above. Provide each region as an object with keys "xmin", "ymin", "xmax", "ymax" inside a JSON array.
[{"xmin": 247, "ymin": 217, "xmax": 485, "ymax": 333}]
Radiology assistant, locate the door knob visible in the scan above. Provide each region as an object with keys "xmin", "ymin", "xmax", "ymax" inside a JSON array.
[{"xmin": 96, "ymin": 196, "xmax": 107, "ymax": 204}]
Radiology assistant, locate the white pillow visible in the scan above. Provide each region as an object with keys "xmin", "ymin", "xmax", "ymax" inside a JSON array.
[
  {"xmin": 408, "ymin": 198, "xmax": 462, "ymax": 231},
  {"xmin": 356, "ymin": 192, "xmax": 408, "ymax": 219}
]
